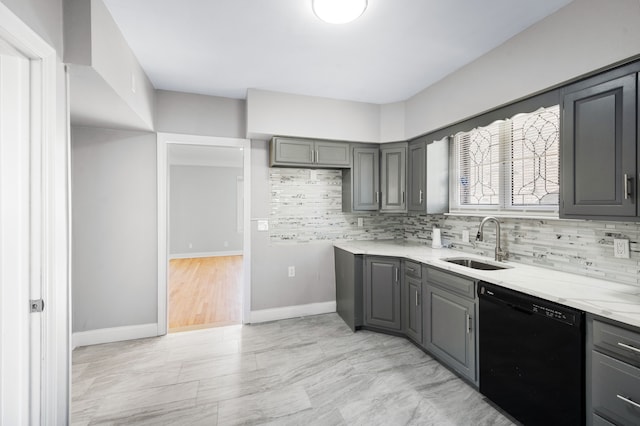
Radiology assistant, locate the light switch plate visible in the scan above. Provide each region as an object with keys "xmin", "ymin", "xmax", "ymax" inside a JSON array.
[
  {"xmin": 614, "ymin": 239, "xmax": 630, "ymax": 259},
  {"xmin": 462, "ymin": 229, "xmax": 469, "ymax": 243},
  {"xmin": 257, "ymin": 220, "xmax": 269, "ymax": 231},
  {"xmin": 357, "ymin": 217, "xmax": 364, "ymax": 227}
]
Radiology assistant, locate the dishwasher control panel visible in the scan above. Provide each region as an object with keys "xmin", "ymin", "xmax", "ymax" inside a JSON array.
[
  {"xmin": 532, "ymin": 303, "xmax": 575, "ymax": 324},
  {"xmin": 478, "ymin": 282, "xmax": 579, "ymax": 326}
]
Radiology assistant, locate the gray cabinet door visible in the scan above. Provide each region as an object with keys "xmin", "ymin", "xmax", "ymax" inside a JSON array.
[
  {"xmin": 592, "ymin": 350, "xmax": 640, "ymax": 426},
  {"xmin": 380, "ymin": 145, "xmax": 407, "ymax": 212},
  {"xmin": 404, "ymin": 275, "xmax": 422, "ymax": 343},
  {"xmin": 272, "ymin": 138, "xmax": 314, "ymax": 165},
  {"xmin": 352, "ymin": 147, "xmax": 380, "ymax": 211},
  {"xmin": 408, "ymin": 142, "xmax": 426, "ymax": 211},
  {"xmin": 561, "ymin": 73, "xmax": 637, "ymax": 218},
  {"xmin": 364, "ymin": 257, "xmax": 401, "ymax": 331},
  {"xmin": 424, "ymin": 284, "xmax": 476, "ymax": 382},
  {"xmin": 334, "ymin": 247, "xmax": 363, "ymax": 332},
  {"xmin": 315, "ymin": 141, "xmax": 350, "ymax": 167}
]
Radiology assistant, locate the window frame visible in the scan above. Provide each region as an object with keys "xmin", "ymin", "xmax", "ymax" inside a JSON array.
[{"xmin": 449, "ymin": 105, "xmax": 560, "ymax": 217}]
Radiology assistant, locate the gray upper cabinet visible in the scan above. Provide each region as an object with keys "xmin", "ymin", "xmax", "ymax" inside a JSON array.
[
  {"xmin": 561, "ymin": 72, "xmax": 637, "ymax": 219},
  {"xmin": 364, "ymin": 256, "xmax": 401, "ymax": 331},
  {"xmin": 408, "ymin": 137, "xmax": 449, "ymax": 214},
  {"xmin": 315, "ymin": 140, "xmax": 351, "ymax": 166},
  {"xmin": 380, "ymin": 143, "xmax": 407, "ymax": 212},
  {"xmin": 343, "ymin": 146, "xmax": 379, "ymax": 212},
  {"xmin": 270, "ymin": 137, "xmax": 350, "ymax": 168}
]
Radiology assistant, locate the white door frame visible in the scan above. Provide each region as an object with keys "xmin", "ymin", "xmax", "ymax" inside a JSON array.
[
  {"xmin": 0, "ymin": 3, "xmax": 67, "ymax": 425},
  {"xmin": 157, "ymin": 132, "xmax": 251, "ymax": 335}
]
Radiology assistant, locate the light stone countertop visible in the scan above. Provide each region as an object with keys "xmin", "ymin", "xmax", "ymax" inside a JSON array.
[{"xmin": 334, "ymin": 239, "xmax": 640, "ymax": 329}]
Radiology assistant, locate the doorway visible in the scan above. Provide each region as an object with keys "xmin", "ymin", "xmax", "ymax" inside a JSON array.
[
  {"xmin": 157, "ymin": 133, "xmax": 251, "ymax": 336},
  {"xmin": 0, "ymin": 5, "xmax": 64, "ymax": 422},
  {"xmin": 167, "ymin": 144, "xmax": 244, "ymax": 332}
]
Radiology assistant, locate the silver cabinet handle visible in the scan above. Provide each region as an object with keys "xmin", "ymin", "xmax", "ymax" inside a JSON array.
[
  {"xmin": 311, "ymin": 150, "xmax": 315, "ymax": 163},
  {"xmin": 617, "ymin": 394, "xmax": 640, "ymax": 409},
  {"xmin": 618, "ymin": 342, "xmax": 640, "ymax": 354},
  {"xmin": 316, "ymin": 150, "xmax": 319, "ymax": 163},
  {"xmin": 375, "ymin": 191, "xmax": 379, "ymax": 204},
  {"xmin": 402, "ymin": 191, "xmax": 405, "ymax": 203},
  {"xmin": 419, "ymin": 189, "xmax": 423, "ymax": 204},
  {"xmin": 624, "ymin": 173, "xmax": 631, "ymax": 199},
  {"xmin": 415, "ymin": 290, "xmax": 419, "ymax": 306},
  {"xmin": 394, "ymin": 267, "xmax": 399, "ymax": 283},
  {"xmin": 466, "ymin": 314, "xmax": 471, "ymax": 334}
]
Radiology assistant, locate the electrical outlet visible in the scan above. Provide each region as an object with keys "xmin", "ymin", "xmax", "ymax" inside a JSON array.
[
  {"xmin": 188, "ymin": 243, "xmax": 193, "ymax": 249},
  {"xmin": 257, "ymin": 220, "xmax": 269, "ymax": 231},
  {"xmin": 462, "ymin": 229, "xmax": 469, "ymax": 243},
  {"xmin": 288, "ymin": 266, "xmax": 295, "ymax": 277},
  {"xmin": 614, "ymin": 239, "xmax": 630, "ymax": 259},
  {"xmin": 223, "ymin": 241, "xmax": 229, "ymax": 247},
  {"xmin": 357, "ymin": 217, "xmax": 364, "ymax": 227}
]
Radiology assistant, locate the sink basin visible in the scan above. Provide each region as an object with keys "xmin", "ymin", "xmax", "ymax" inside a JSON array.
[{"xmin": 443, "ymin": 257, "xmax": 511, "ymax": 271}]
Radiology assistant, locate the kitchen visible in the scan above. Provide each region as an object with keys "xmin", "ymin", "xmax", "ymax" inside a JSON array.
[{"xmin": 2, "ymin": 0, "xmax": 640, "ymax": 424}]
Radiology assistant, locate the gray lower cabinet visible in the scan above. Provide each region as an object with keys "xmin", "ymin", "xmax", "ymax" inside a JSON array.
[
  {"xmin": 343, "ymin": 146, "xmax": 379, "ymax": 212},
  {"xmin": 270, "ymin": 137, "xmax": 350, "ymax": 168},
  {"xmin": 561, "ymin": 71, "xmax": 637, "ymax": 219},
  {"xmin": 380, "ymin": 143, "xmax": 407, "ymax": 212},
  {"xmin": 334, "ymin": 247, "xmax": 363, "ymax": 332},
  {"xmin": 407, "ymin": 137, "xmax": 449, "ymax": 214},
  {"xmin": 424, "ymin": 267, "xmax": 477, "ymax": 383},
  {"xmin": 364, "ymin": 256, "xmax": 401, "ymax": 331},
  {"xmin": 403, "ymin": 260, "xmax": 423, "ymax": 344},
  {"xmin": 587, "ymin": 316, "xmax": 640, "ymax": 426}
]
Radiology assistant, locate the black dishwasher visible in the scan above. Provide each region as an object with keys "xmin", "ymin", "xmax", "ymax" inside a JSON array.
[{"xmin": 478, "ymin": 281, "xmax": 585, "ymax": 426}]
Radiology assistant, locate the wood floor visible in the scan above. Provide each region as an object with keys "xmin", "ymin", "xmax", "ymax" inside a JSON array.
[
  {"xmin": 71, "ymin": 313, "xmax": 516, "ymax": 425},
  {"xmin": 169, "ymin": 256, "xmax": 243, "ymax": 332}
]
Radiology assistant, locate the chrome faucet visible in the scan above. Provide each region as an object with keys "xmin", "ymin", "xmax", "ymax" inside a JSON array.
[{"xmin": 476, "ymin": 216, "xmax": 506, "ymax": 262}]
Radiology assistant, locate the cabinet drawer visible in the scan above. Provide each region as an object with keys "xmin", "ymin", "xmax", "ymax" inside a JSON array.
[
  {"xmin": 592, "ymin": 351, "xmax": 640, "ymax": 426},
  {"xmin": 593, "ymin": 320, "xmax": 640, "ymax": 368},
  {"xmin": 426, "ymin": 267, "xmax": 475, "ymax": 299},
  {"xmin": 404, "ymin": 260, "xmax": 422, "ymax": 278}
]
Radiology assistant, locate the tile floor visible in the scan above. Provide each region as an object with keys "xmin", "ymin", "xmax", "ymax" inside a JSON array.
[{"xmin": 71, "ymin": 313, "xmax": 515, "ymax": 425}]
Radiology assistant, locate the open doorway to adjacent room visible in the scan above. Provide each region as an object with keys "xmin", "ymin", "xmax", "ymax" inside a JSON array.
[{"xmin": 158, "ymin": 135, "xmax": 250, "ymax": 334}]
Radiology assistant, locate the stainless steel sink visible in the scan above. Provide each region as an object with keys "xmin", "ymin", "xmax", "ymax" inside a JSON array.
[{"xmin": 443, "ymin": 257, "xmax": 511, "ymax": 271}]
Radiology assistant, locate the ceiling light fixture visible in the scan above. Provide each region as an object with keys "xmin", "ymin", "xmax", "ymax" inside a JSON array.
[{"xmin": 312, "ymin": 0, "xmax": 368, "ymax": 24}]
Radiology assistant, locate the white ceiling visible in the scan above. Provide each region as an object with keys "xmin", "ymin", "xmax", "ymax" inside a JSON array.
[{"xmin": 103, "ymin": 0, "xmax": 573, "ymax": 104}]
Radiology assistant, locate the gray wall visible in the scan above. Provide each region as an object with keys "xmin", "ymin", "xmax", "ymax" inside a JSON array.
[
  {"xmin": 404, "ymin": 0, "xmax": 640, "ymax": 138},
  {"xmin": 1, "ymin": 0, "xmax": 64, "ymax": 54},
  {"xmin": 251, "ymin": 140, "xmax": 336, "ymax": 310},
  {"xmin": 156, "ymin": 90, "xmax": 246, "ymax": 138},
  {"xmin": 169, "ymin": 165, "xmax": 243, "ymax": 255},
  {"xmin": 71, "ymin": 126, "xmax": 157, "ymax": 332}
]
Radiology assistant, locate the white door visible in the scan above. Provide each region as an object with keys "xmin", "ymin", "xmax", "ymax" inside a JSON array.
[{"xmin": 0, "ymin": 39, "xmax": 39, "ymax": 425}]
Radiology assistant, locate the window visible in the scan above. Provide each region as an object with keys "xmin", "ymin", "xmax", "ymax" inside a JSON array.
[{"xmin": 450, "ymin": 105, "xmax": 560, "ymax": 215}]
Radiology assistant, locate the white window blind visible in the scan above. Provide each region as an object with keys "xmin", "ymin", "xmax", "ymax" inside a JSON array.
[{"xmin": 451, "ymin": 105, "xmax": 560, "ymax": 215}]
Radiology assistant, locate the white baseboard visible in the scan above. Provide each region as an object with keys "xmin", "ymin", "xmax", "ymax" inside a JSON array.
[
  {"xmin": 169, "ymin": 250, "xmax": 243, "ymax": 259},
  {"xmin": 72, "ymin": 323, "xmax": 159, "ymax": 349},
  {"xmin": 249, "ymin": 301, "xmax": 336, "ymax": 324}
]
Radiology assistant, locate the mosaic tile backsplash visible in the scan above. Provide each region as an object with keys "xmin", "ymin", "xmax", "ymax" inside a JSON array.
[
  {"xmin": 270, "ymin": 169, "xmax": 404, "ymax": 242},
  {"xmin": 270, "ymin": 168, "xmax": 640, "ymax": 287}
]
